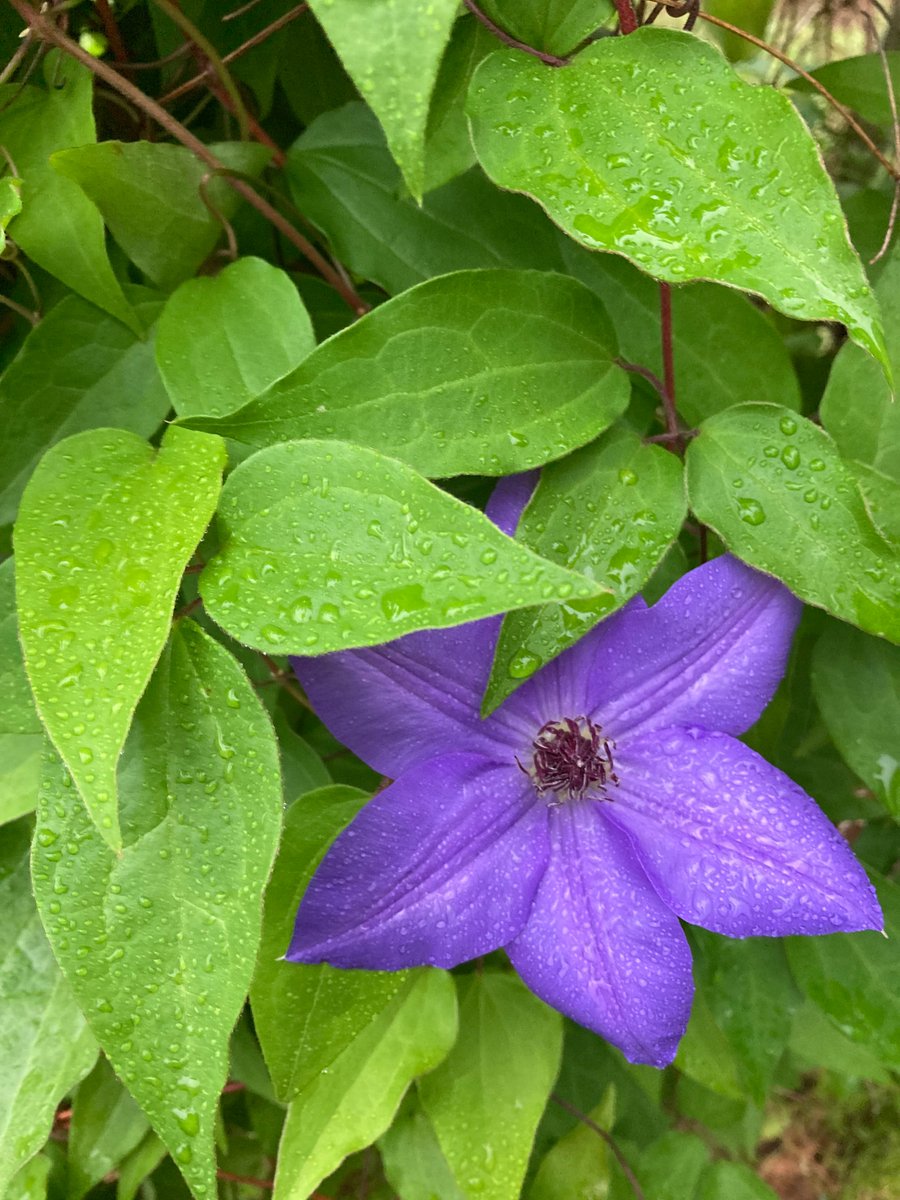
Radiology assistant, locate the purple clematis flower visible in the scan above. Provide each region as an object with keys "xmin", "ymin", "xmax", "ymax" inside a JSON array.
[{"xmin": 286, "ymin": 476, "xmax": 882, "ymax": 1068}]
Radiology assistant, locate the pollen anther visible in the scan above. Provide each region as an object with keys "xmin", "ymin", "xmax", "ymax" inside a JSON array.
[{"xmin": 519, "ymin": 716, "xmax": 618, "ymax": 804}]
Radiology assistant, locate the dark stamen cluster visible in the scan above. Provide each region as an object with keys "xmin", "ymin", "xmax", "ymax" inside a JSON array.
[{"xmin": 520, "ymin": 716, "xmax": 618, "ymax": 804}]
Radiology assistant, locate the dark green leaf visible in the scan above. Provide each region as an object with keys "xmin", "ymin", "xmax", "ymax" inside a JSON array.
[
  {"xmin": 15, "ymin": 426, "xmax": 225, "ymax": 846},
  {"xmin": 529, "ymin": 1088, "xmax": 614, "ymax": 1200},
  {"xmin": 0, "ymin": 819, "xmax": 98, "ymax": 1195},
  {"xmin": 423, "ymin": 17, "xmax": 496, "ymax": 193},
  {"xmin": 305, "ymin": 0, "xmax": 460, "ymax": 199},
  {"xmin": 468, "ymin": 30, "xmax": 885, "ymax": 365},
  {"xmin": 793, "ymin": 51, "xmax": 900, "ymax": 126},
  {"xmin": 484, "ymin": 426, "xmax": 686, "ymax": 711},
  {"xmin": 200, "ymin": 439, "xmax": 608, "ymax": 655},
  {"xmin": 155, "ymin": 258, "xmax": 315, "ymax": 419},
  {"xmin": 68, "ymin": 1057, "xmax": 150, "ymax": 1200},
  {"xmin": 812, "ymin": 619, "xmax": 900, "ymax": 817},
  {"xmin": 0, "ymin": 288, "xmax": 170, "ymax": 525},
  {"xmin": 52, "ymin": 142, "xmax": 271, "ymax": 291},
  {"xmin": 379, "ymin": 1095, "xmax": 464, "ymax": 1200},
  {"xmin": 478, "ymin": 0, "xmax": 613, "ymax": 55},
  {"xmin": 419, "ymin": 973, "xmax": 563, "ymax": 1200},
  {"xmin": 183, "ymin": 269, "xmax": 629, "ymax": 476},
  {"xmin": 697, "ymin": 1162, "xmax": 779, "ymax": 1200},
  {"xmin": 634, "ymin": 1132, "xmax": 710, "ymax": 1200},
  {"xmin": 31, "ymin": 621, "xmax": 282, "ymax": 1199},
  {"xmin": 685, "ymin": 403, "xmax": 900, "ymax": 643},
  {"xmin": 850, "ymin": 459, "xmax": 900, "ymax": 546}
]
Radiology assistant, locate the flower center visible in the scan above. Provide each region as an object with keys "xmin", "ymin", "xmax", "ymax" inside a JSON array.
[{"xmin": 519, "ymin": 716, "xmax": 618, "ymax": 805}]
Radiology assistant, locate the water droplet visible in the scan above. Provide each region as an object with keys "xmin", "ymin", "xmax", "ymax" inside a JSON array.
[
  {"xmin": 737, "ymin": 498, "xmax": 766, "ymax": 526},
  {"xmin": 781, "ymin": 445, "xmax": 800, "ymax": 470},
  {"xmin": 509, "ymin": 651, "xmax": 543, "ymax": 679},
  {"xmin": 779, "ymin": 415, "xmax": 798, "ymax": 436}
]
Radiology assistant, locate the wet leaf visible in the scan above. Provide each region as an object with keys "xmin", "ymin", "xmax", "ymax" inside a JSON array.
[
  {"xmin": 200, "ymin": 439, "xmax": 608, "ymax": 655},
  {"xmin": 467, "ymin": 29, "xmax": 885, "ymax": 366},
  {"xmin": 68, "ymin": 1057, "xmax": 149, "ymax": 1200},
  {"xmin": 419, "ymin": 972, "xmax": 563, "ymax": 1200},
  {"xmin": 15, "ymin": 426, "xmax": 225, "ymax": 847},
  {"xmin": 0, "ymin": 559, "xmax": 41, "ymax": 826},
  {"xmin": 484, "ymin": 426, "xmax": 686, "ymax": 712},
  {"xmin": 155, "ymin": 258, "xmax": 316, "ymax": 420},
  {"xmin": 182, "ymin": 269, "xmax": 629, "ymax": 478},
  {"xmin": 31, "ymin": 621, "xmax": 282, "ymax": 1200},
  {"xmin": 685, "ymin": 403, "xmax": 900, "ymax": 643}
]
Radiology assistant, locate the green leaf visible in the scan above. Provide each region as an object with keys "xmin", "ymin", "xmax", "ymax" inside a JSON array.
[
  {"xmin": 155, "ymin": 258, "xmax": 316, "ymax": 419},
  {"xmin": 812, "ymin": 619, "xmax": 900, "ymax": 817},
  {"xmin": 467, "ymin": 29, "xmax": 886, "ymax": 366},
  {"xmin": 419, "ymin": 973, "xmax": 563, "ymax": 1200},
  {"xmin": 115, "ymin": 1133, "xmax": 167, "ymax": 1200},
  {"xmin": 789, "ymin": 999, "xmax": 891, "ymax": 1082},
  {"xmin": 15, "ymin": 425, "xmax": 226, "ymax": 847},
  {"xmin": 478, "ymin": 1, "xmax": 612, "ymax": 56},
  {"xmin": 685, "ymin": 403, "xmax": 900, "ymax": 643},
  {"xmin": 0, "ymin": 559, "xmax": 41, "ymax": 826},
  {"xmin": 182, "ymin": 269, "xmax": 628, "ymax": 476},
  {"xmin": 68, "ymin": 1057, "xmax": 150, "ymax": 1200},
  {"xmin": 561, "ymin": 247, "xmax": 802, "ymax": 428},
  {"xmin": 484, "ymin": 426, "xmax": 686, "ymax": 712},
  {"xmin": 273, "ymin": 712, "xmax": 331, "ymax": 802},
  {"xmin": 793, "ymin": 51, "xmax": 900, "ymax": 127},
  {"xmin": 635, "ymin": 1132, "xmax": 710, "ymax": 1200},
  {"xmin": 287, "ymin": 106, "xmax": 801, "ymax": 425},
  {"xmin": 201, "ymin": 439, "xmax": 608, "ymax": 654},
  {"xmin": 0, "ymin": 288, "xmax": 170, "ymax": 525},
  {"xmin": 674, "ymin": 988, "xmax": 743, "ymax": 1100},
  {"xmin": 423, "ymin": 16, "xmax": 496, "ymax": 193},
  {"xmin": 52, "ymin": 142, "xmax": 271, "ymax": 291},
  {"xmin": 379, "ymin": 1095, "xmax": 464, "ymax": 1200},
  {"xmin": 0, "ymin": 819, "xmax": 98, "ymax": 1197},
  {"xmin": 786, "ymin": 874, "xmax": 900, "ymax": 1069},
  {"xmin": 0, "ymin": 174, "xmax": 22, "ymax": 253},
  {"xmin": 0, "ymin": 68, "xmax": 137, "ymax": 330},
  {"xmin": 272, "ymin": 970, "xmax": 458, "ymax": 1200},
  {"xmin": 690, "ymin": 933, "xmax": 801, "ymax": 1105},
  {"xmin": 697, "ymin": 1161, "xmax": 779, "ymax": 1200},
  {"xmin": 251, "ymin": 783, "xmax": 415, "ymax": 1102},
  {"xmin": 32, "ymin": 620, "xmax": 282, "ymax": 1200},
  {"xmin": 305, "ymin": 0, "xmax": 460, "ymax": 199},
  {"xmin": 850, "ymin": 459, "xmax": 900, "ymax": 546},
  {"xmin": 529, "ymin": 1088, "xmax": 614, "ymax": 1200}
]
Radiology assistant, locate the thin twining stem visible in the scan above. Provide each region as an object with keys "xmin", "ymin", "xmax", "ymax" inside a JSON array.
[
  {"xmin": 462, "ymin": 0, "xmax": 569, "ymax": 66},
  {"xmin": 550, "ymin": 1093, "xmax": 647, "ymax": 1200},
  {"xmin": 864, "ymin": 6, "xmax": 900, "ymax": 263}
]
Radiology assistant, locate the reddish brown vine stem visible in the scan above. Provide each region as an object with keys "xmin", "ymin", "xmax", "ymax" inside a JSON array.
[
  {"xmin": 462, "ymin": 1, "xmax": 568, "ymax": 66},
  {"xmin": 550, "ymin": 1093, "xmax": 647, "ymax": 1200},
  {"xmin": 613, "ymin": 0, "xmax": 639, "ymax": 35},
  {"xmin": 5, "ymin": 0, "xmax": 369, "ymax": 315}
]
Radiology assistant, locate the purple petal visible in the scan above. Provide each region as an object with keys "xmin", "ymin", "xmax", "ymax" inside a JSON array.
[
  {"xmin": 292, "ymin": 618, "xmax": 530, "ymax": 777},
  {"xmin": 575, "ymin": 555, "xmax": 801, "ymax": 739},
  {"xmin": 485, "ymin": 470, "xmax": 539, "ymax": 536},
  {"xmin": 286, "ymin": 753, "xmax": 550, "ymax": 970},
  {"xmin": 506, "ymin": 803, "xmax": 694, "ymax": 1068},
  {"xmin": 609, "ymin": 725, "xmax": 883, "ymax": 937}
]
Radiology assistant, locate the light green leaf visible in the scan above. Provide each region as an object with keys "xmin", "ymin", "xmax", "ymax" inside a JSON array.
[
  {"xmin": 272, "ymin": 970, "xmax": 458, "ymax": 1200},
  {"xmin": 0, "ymin": 288, "xmax": 170, "ymax": 525},
  {"xmin": 182, "ymin": 269, "xmax": 628, "ymax": 476},
  {"xmin": 674, "ymin": 988, "xmax": 743, "ymax": 1100},
  {"xmin": 480, "ymin": 1, "xmax": 612, "ymax": 55},
  {"xmin": 52, "ymin": 141, "xmax": 271, "ymax": 291},
  {"xmin": 0, "ymin": 174, "xmax": 22, "ymax": 253},
  {"xmin": 0, "ymin": 559, "xmax": 41, "ymax": 826},
  {"xmin": 697, "ymin": 1161, "xmax": 779, "ymax": 1200},
  {"xmin": 635, "ymin": 1132, "xmax": 710, "ymax": 1200},
  {"xmin": 306, "ymin": 0, "xmax": 460, "ymax": 199},
  {"xmin": 68, "ymin": 1057, "xmax": 150, "ymax": 1200},
  {"xmin": 287, "ymin": 105, "xmax": 802, "ymax": 425},
  {"xmin": 0, "ymin": 68, "xmax": 137, "ymax": 330},
  {"xmin": 484, "ymin": 427, "xmax": 686, "ymax": 712},
  {"xmin": 200, "ymin": 439, "xmax": 607, "ymax": 654},
  {"xmin": 793, "ymin": 51, "xmax": 900, "ymax": 127},
  {"xmin": 251, "ymin": 784, "xmax": 413, "ymax": 1103},
  {"xmin": 812, "ymin": 619, "xmax": 900, "ymax": 817},
  {"xmin": 0, "ymin": 819, "xmax": 98, "ymax": 1197},
  {"xmin": 529, "ymin": 1088, "xmax": 614, "ymax": 1200},
  {"xmin": 155, "ymin": 258, "xmax": 316, "ymax": 419},
  {"xmin": 467, "ymin": 29, "xmax": 885, "ymax": 366},
  {"xmin": 32, "ymin": 620, "xmax": 282, "ymax": 1200},
  {"xmin": 787, "ymin": 874, "xmax": 900, "ymax": 1068},
  {"xmin": 379, "ymin": 1095, "xmax": 464, "ymax": 1200},
  {"xmin": 789, "ymin": 1000, "xmax": 891, "ymax": 1081},
  {"xmin": 685, "ymin": 403, "xmax": 900, "ymax": 643},
  {"xmin": 8, "ymin": 1153, "xmax": 51, "ymax": 1200},
  {"xmin": 820, "ymin": 241, "xmax": 900, "ymax": 482},
  {"xmin": 15, "ymin": 425, "xmax": 226, "ymax": 847},
  {"xmin": 849, "ymin": 459, "xmax": 900, "ymax": 546},
  {"xmin": 419, "ymin": 973, "xmax": 563, "ymax": 1200}
]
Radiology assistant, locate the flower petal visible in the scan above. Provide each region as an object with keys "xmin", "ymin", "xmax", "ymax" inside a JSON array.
[
  {"xmin": 286, "ymin": 753, "xmax": 550, "ymax": 970},
  {"xmin": 609, "ymin": 725, "xmax": 883, "ymax": 937},
  {"xmin": 581, "ymin": 555, "xmax": 801, "ymax": 738},
  {"xmin": 485, "ymin": 469, "xmax": 539, "ymax": 536},
  {"xmin": 292, "ymin": 617, "xmax": 531, "ymax": 777},
  {"xmin": 506, "ymin": 803, "xmax": 693, "ymax": 1067}
]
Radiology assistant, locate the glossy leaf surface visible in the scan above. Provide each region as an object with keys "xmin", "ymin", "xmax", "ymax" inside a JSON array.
[
  {"xmin": 0, "ymin": 559, "xmax": 41, "ymax": 826},
  {"xmin": 15, "ymin": 426, "xmax": 225, "ymax": 846},
  {"xmin": 183, "ymin": 269, "xmax": 628, "ymax": 477},
  {"xmin": 686, "ymin": 404, "xmax": 900, "ymax": 643},
  {"xmin": 468, "ymin": 30, "xmax": 885, "ymax": 364},
  {"xmin": 200, "ymin": 439, "xmax": 607, "ymax": 654},
  {"xmin": 32, "ymin": 621, "xmax": 281, "ymax": 1199}
]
